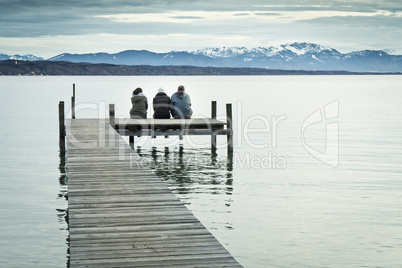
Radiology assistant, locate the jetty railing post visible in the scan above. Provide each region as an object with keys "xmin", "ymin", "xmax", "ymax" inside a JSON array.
[
  {"xmin": 109, "ymin": 104, "xmax": 115, "ymax": 128},
  {"xmin": 226, "ymin": 103, "xmax": 233, "ymax": 153},
  {"xmin": 211, "ymin": 101, "xmax": 217, "ymax": 118},
  {"xmin": 71, "ymin": 83, "xmax": 76, "ymax": 119},
  {"xmin": 59, "ymin": 101, "xmax": 66, "ymax": 154},
  {"xmin": 211, "ymin": 101, "xmax": 217, "ymax": 150}
]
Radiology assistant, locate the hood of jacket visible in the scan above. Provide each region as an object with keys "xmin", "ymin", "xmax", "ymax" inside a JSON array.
[
  {"xmin": 131, "ymin": 95, "xmax": 147, "ymax": 103},
  {"xmin": 174, "ymin": 91, "xmax": 187, "ymax": 99}
]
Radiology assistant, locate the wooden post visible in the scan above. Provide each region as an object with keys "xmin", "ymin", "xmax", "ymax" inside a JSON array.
[
  {"xmin": 179, "ymin": 122, "xmax": 184, "ymax": 140},
  {"xmin": 109, "ymin": 104, "xmax": 115, "ymax": 128},
  {"xmin": 211, "ymin": 101, "xmax": 217, "ymax": 119},
  {"xmin": 71, "ymin": 83, "xmax": 76, "ymax": 119},
  {"xmin": 59, "ymin": 101, "xmax": 66, "ymax": 153},
  {"xmin": 211, "ymin": 101, "xmax": 217, "ymax": 150},
  {"xmin": 226, "ymin": 103, "xmax": 233, "ymax": 153}
]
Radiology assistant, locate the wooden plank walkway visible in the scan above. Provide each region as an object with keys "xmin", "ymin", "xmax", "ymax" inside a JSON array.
[{"xmin": 66, "ymin": 119, "xmax": 242, "ymax": 267}]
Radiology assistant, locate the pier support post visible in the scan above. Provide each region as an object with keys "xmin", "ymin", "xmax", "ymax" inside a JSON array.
[
  {"xmin": 129, "ymin": 136, "xmax": 134, "ymax": 149},
  {"xmin": 109, "ymin": 104, "xmax": 115, "ymax": 128},
  {"xmin": 211, "ymin": 101, "xmax": 217, "ymax": 151},
  {"xmin": 71, "ymin": 83, "xmax": 76, "ymax": 119},
  {"xmin": 179, "ymin": 130, "xmax": 183, "ymax": 140},
  {"xmin": 226, "ymin": 103, "xmax": 233, "ymax": 153},
  {"xmin": 59, "ymin": 101, "xmax": 66, "ymax": 154}
]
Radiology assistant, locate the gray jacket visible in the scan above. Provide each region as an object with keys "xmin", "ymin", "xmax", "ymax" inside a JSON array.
[
  {"xmin": 130, "ymin": 94, "xmax": 148, "ymax": 119},
  {"xmin": 170, "ymin": 91, "xmax": 193, "ymax": 118}
]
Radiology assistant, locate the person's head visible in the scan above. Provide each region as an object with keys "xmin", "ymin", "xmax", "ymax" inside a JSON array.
[
  {"xmin": 178, "ymin": 85, "xmax": 185, "ymax": 91},
  {"xmin": 133, "ymin": 87, "xmax": 142, "ymax": 95},
  {"xmin": 158, "ymin": 87, "xmax": 165, "ymax": 93}
]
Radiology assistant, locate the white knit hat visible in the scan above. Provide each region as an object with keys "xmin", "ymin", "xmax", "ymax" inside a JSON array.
[{"xmin": 158, "ymin": 87, "xmax": 165, "ymax": 92}]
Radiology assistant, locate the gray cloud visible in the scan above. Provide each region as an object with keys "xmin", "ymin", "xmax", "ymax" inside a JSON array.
[
  {"xmin": 1, "ymin": 0, "xmax": 401, "ymax": 56},
  {"xmin": 170, "ymin": 16, "xmax": 205, "ymax": 19},
  {"xmin": 288, "ymin": 12, "xmax": 402, "ymax": 52},
  {"xmin": 256, "ymin": 12, "xmax": 282, "ymax": 16},
  {"xmin": 234, "ymin": 13, "xmax": 251, "ymax": 16}
]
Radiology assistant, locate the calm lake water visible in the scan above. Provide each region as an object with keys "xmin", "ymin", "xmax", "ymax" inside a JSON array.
[{"xmin": 0, "ymin": 75, "xmax": 401, "ymax": 267}]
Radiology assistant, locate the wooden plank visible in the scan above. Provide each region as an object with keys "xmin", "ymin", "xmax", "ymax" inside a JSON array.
[
  {"xmin": 70, "ymin": 249, "xmax": 233, "ymax": 261},
  {"xmin": 117, "ymin": 128, "xmax": 231, "ymax": 137},
  {"xmin": 70, "ymin": 255, "xmax": 241, "ymax": 268},
  {"xmin": 115, "ymin": 118, "xmax": 227, "ymax": 128},
  {"xmin": 69, "ymin": 235, "xmax": 221, "ymax": 247},
  {"xmin": 66, "ymin": 119, "xmax": 242, "ymax": 267}
]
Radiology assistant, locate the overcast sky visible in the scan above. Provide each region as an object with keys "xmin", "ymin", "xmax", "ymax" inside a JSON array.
[{"xmin": 1, "ymin": 0, "xmax": 401, "ymax": 58}]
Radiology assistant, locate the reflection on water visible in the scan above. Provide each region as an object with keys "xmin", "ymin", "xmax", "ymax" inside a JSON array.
[
  {"xmin": 57, "ymin": 151, "xmax": 69, "ymax": 267},
  {"xmin": 137, "ymin": 144, "xmax": 237, "ymax": 232},
  {"xmin": 137, "ymin": 145, "xmax": 234, "ymax": 199},
  {"xmin": 143, "ymin": 145, "xmax": 238, "ymax": 232}
]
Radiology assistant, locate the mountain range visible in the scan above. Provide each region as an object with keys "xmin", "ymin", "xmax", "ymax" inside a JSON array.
[
  {"xmin": 0, "ymin": 54, "xmax": 44, "ymax": 61},
  {"xmin": 2, "ymin": 42, "xmax": 402, "ymax": 72}
]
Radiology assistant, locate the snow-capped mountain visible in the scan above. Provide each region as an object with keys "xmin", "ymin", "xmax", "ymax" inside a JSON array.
[
  {"xmin": 193, "ymin": 46, "xmax": 251, "ymax": 58},
  {"xmin": 47, "ymin": 50, "xmax": 219, "ymax": 67},
  {"xmin": 2, "ymin": 43, "xmax": 402, "ymax": 72},
  {"xmin": 190, "ymin": 42, "xmax": 401, "ymax": 72},
  {"xmin": 0, "ymin": 53, "xmax": 44, "ymax": 61},
  {"xmin": 193, "ymin": 42, "xmax": 341, "ymax": 58}
]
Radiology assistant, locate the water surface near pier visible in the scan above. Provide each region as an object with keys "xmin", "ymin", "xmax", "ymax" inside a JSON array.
[{"xmin": 0, "ymin": 75, "xmax": 401, "ymax": 267}]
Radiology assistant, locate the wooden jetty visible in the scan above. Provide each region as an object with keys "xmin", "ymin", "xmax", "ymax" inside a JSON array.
[{"xmin": 60, "ymin": 101, "xmax": 241, "ymax": 267}]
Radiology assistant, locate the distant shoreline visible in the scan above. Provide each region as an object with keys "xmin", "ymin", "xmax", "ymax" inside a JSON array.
[{"xmin": 0, "ymin": 60, "xmax": 401, "ymax": 76}]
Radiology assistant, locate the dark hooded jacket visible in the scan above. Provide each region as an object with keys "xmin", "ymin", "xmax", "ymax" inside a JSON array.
[
  {"xmin": 170, "ymin": 91, "xmax": 193, "ymax": 119},
  {"xmin": 153, "ymin": 92, "xmax": 171, "ymax": 119},
  {"xmin": 129, "ymin": 93, "xmax": 148, "ymax": 119}
]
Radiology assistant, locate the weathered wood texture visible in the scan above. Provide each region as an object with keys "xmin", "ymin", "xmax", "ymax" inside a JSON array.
[
  {"xmin": 66, "ymin": 119, "xmax": 242, "ymax": 267},
  {"xmin": 115, "ymin": 118, "xmax": 227, "ymax": 132}
]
